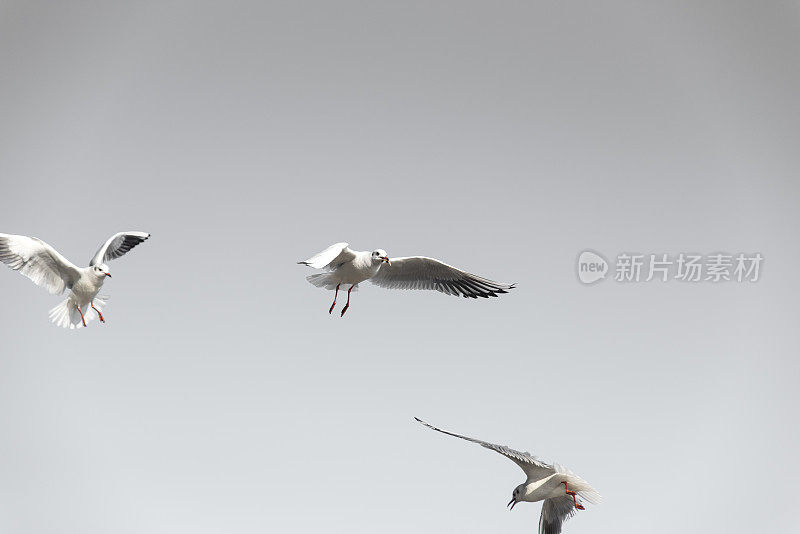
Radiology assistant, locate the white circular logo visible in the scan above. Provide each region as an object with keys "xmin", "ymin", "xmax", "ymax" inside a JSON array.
[{"xmin": 577, "ymin": 250, "xmax": 608, "ymax": 284}]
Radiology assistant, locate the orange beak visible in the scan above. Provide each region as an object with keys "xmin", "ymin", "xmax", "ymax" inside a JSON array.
[
  {"xmin": 382, "ymin": 256, "xmax": 390, "ymax": 265},
  {"xmin": 106, "ymin": 273, "xmax": 112, "ymax": 278}
]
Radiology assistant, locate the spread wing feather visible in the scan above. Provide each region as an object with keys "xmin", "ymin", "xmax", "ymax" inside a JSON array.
[
  {"xmin": 539, "ymin": 496, "xmax": 579, "ymax": 534},
  {"xmin": 90, "ymin": 231, "xmax": 150, "ymax": 266},
  {"xmin": 0, "ymin": 233, "xmax": 82, "ymax": 294},
  {"xmin": 415, "ymin": 418, "xmax": 555, "ymax": 480},
  {"xmin": 371, "ymin": 257, "xmax": 514, "ymax": 298},
  {"xmin": 298, "ymin": 242, "xmax": 356, "ymax": 270}
]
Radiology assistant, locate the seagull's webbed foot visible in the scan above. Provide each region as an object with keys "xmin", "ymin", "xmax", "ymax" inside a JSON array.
[
  {"xmin": 561, "ymin": 481, "xmax": 584, "ymax": 510},
  {"xmin": 329, "ymin": 284, "xmax": 340, "ymax": 315},
  {"xmin": 340, "ymin": 284, "xmax": 355, "ymax": 317},
  {"xmin": 76, "ymin": 305, "xmax": 87, "ymax": 328},
  {"xmin": 91, "ymin": 301, "xmax": 105, "ymax": 323}
]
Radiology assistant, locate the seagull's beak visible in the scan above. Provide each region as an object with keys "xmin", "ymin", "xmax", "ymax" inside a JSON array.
[
  {"xmin": 106, "ymin": 273, "xmax": 112, "ymax": 278},
  {"xmin": 382, "ymin": 256, "xmax": 390, "ymax": 265},
  {"xmin": 507, "ymin": 498, "xmax": 517, "ymax": 510}
]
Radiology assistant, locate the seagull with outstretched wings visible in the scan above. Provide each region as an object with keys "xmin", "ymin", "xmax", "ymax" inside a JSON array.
[
  {"xmin": 415, "ymin": 418, "xmax": 600, "ymax": 534},
  {"xmin": 0, "ymin": 231, "xmax": 150, "ymax": 328},
  {"xmin": 298, "ymin": 242, "xmax": 515, "ymax": 316}
]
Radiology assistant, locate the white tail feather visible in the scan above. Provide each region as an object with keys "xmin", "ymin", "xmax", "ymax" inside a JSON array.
[
  {"xmin": 48, "ymin": 297, "xmax": 107, "ymax": 329},
  {"xmin": 579, "ymin": 488, "xmax": 602, "ymax": 505},
  {"xmin": 555, "ymin": 463, "xmax": 602, "ymax": 505},
  {"xmin": 306, "ymin": 273, "xmax": 358, "ymax": 291}
]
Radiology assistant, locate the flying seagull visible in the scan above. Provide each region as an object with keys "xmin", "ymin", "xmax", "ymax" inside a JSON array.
[
  {"xmin": 415, "ymin": 418, "xmax": 600, "ymax": 534},
  {"xmin": 0, "ymin": 231, "xmax": 150, "ymax": 329},
  {"xmin": 298, "ymin": 242, "xmax": 515, "ymax": 316}
]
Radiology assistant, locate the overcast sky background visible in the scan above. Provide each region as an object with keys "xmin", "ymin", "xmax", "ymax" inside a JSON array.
[{"xmin": 1, "ymin": 2, "xmax": 799, "ymax": 533}]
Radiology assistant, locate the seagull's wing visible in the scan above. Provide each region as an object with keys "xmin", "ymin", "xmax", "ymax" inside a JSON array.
[
  {"xmin": 539, "ymin": 496, "xmax": 579, "ymax": 534},
  {"xmin": 370, "ymin": 257, "xmax": 514, "ymax": 298},
  {"xmin": 298, "ymin": 242, "xmax": 356, "ymax": 270},
  {"xmin": 415, "ymin": 418, "xmax": 555, "ymax": 480},
  {"xmin": 90, "ymin": 231, "xmax": 150, "ymax": 266},
  {"xmin": 0, "ymin": 233, "xmax": 82, "ymax": 294}
]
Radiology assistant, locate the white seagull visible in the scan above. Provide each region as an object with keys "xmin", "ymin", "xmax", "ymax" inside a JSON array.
[
  {"xmin": 298, "ymin": 242, "xmax": 515, "ymax": 316},
  {"xmin": 0, "ymin": 231, "xmax": 150, "ymax": 329},
  {"xmin": 416, "ymin": 418, "xmax": 600, "ymax": 534}
]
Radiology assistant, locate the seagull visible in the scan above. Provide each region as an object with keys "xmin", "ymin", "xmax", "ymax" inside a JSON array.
[
  {"xmin": 298, "ymin": 242, "xmax": 515, "ymax": 316},
  {"xmin": 0, "ymin": 231, "xmax": 150, "ymax": 329},
  {"xmin": 415, "ymin": 418, "xmax": 600, "ymax": 534}
]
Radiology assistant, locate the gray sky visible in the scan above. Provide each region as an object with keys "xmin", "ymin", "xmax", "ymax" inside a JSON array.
[{"xmin": 1, "ymin": 1, "xmax": 798, "ymax": 533}]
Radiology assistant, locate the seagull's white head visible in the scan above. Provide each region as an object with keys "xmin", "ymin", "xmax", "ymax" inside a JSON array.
[
  {"xmin": 371, "ymin": 249, "xmax": 390, "ymax": 265},
  {"xmin": 507, "ymin": 484, "xmax": 525, "ymax": 510},
  {"xmin": 92, "ymin": 263, "xmax": 112, "ymax": 279}
]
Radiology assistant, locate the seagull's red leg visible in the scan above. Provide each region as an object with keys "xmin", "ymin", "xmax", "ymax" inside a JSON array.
[
  {"xmin": 340, "ymin": 285, "xmax": 355, "ymax": 317},
  {"xmin": 76, "ymin": 305, "xmax": 87, "ymax": 327},
  {"xmin": 329, "ymin": 284, "xmax": 340, "ymax": 314},
  {"xmin": 91, "ymin": 301, "xmax": 105, "ymax": 323},
  {"xmin": 562, "ymin": 481, "xmax": 585, "ymax": 510}
]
